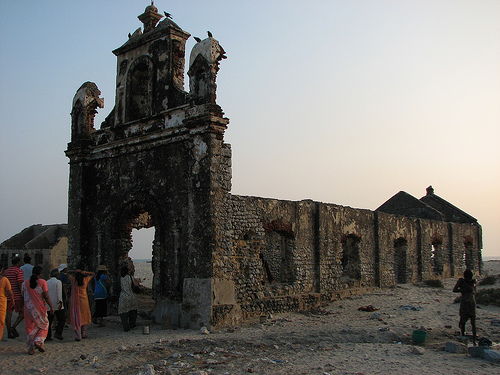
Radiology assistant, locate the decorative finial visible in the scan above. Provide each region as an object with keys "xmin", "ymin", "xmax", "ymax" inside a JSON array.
[
  {"xmin": 138, "ymin": 3, "xmax": 163, "ymax": 32},
  {"xmin": 426, "ymin": 186, "xmax": 434, "ymax": 196}
]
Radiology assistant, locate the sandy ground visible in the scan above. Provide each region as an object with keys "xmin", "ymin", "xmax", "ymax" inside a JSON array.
[{"xmin": 1, "ymin": 261, "xmax": 499, "ymax": 375}]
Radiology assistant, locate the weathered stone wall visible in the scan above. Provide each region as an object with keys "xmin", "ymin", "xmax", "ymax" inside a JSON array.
[
  {"xmin": 319, "ymin": 204, "xmax": 377, "ymax": 291},
  {"xmin": 450, "ymin": 222, "xmax": 482, "ymax": 275},
  {"xmin": 0, "ymin": 247, "xmax": 62, "ymax": 280},
  {"xmin": 419, "ymin": 219, "xmax": 453, "ymax": 280},
  {"xmin": 209, "ymin": 196, "xmax": 482, "ymax": 326},
  {"xmin": 377, "ymin": 212, "xmax": 419, "ymax": 287},
  {"xmin": 0, "ymin": 224, "xmax": 68, "ymax": 279},
  {"xmin": 67, "ymin": 105, "xmax": 229, "ymax": 301}
]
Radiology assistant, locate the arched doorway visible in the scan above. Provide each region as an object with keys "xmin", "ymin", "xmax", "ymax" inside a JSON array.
[
  {"xmin": 342, "ymin": 234, "xmax": 362, "ymax": 281},
  {"xmin": 262, "ymin": 230, "xmax": 296, "ymax": 284},
  {"xmin": 129, "ymin": 227, "xmax": 155, "ymax": 316},
  {"xmin": 110, "ymin": 198, "xmax": 164, "ymax": 305},
  {"xmin": 463, "ymin": 236, "xmax": 474, "ymax": 271},
  {"xmin": 126, "ymin": 57, "xmax": 153, "ymax": 122},
  {"xmin": 431, "ymin": 240, "xmax": 443, "ymax": 276}
]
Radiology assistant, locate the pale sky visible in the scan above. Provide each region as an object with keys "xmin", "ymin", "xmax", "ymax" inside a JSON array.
[{"xmin": 1, "ymin": 1, "xmax": 499, "ymax": 259}]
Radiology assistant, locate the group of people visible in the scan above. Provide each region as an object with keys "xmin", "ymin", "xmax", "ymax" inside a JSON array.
[
  {"xmin": 2, "ymin": 253, "xmax": 480, "ymax": 354},
  {"xmin": 0, "ymin": 255, "xmax": 141, "ymax": 355}
]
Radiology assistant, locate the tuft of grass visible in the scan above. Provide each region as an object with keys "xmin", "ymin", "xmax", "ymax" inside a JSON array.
[
  {"xmin": 475, "ymin": 288, "xmax": 500, "ymax": 307},
  {"xmin": 423, "ymin": 279, "xmax": 444, "ymax": 288},
  {"xmin": 479, "ymin": 275, "xmax": 497, "ymax": 286},
  {"xmin": 454, "ymin": 288, "xmax": 500, "ymax": 307}
]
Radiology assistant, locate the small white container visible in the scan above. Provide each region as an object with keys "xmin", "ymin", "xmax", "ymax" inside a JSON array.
[{"xmin": 143, "ymin": 326, "xmax": 150, "ymax": 335}]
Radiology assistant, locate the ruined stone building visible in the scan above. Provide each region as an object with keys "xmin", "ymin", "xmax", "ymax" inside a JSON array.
[
  {"xmin": 65, "ymin": 5, "xmax": 482, "ymax": 329},
  {"xmin": 0, "ymin": 224, "xmax": 68, "ymax": 278}
]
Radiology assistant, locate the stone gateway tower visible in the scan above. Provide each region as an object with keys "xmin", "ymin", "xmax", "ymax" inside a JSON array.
[
  {"xmin": 67, "ymin": 5, "xmax": 482, "ymax": 330},
  {"xmin": 66, "ymin": 5, "xmax": 232, "ymax": 328}
]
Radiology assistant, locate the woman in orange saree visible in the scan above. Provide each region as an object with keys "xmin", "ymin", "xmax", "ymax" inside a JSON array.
[
  {"xmin": 21, "ymin": 266, "xmax": 54, "ymax": 354},
  {"xmin": 0, "ymin": 263, "xmax": 15, "ymax": 340},
  {"xmin": 68, "ymin": 268, "xmax": 94, "ymax": 341}
]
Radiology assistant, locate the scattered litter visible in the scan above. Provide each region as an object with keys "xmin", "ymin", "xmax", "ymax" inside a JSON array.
[
  {"xmin": 271, "ymin": 359, "xmax": 288, "ymax": 364},
  {"xmin": 301, "ymin": 308, "xmax": 333, "ymax": 316},
  {"xmin": 483, "ymin": 350, "xmax": 500, "ymax": 363},
  {"xmin": 478, "ymin": 337, "xmax": 493, "ymax": 347},
  {"xmin": 400, "ymin": 305, "xmax": 425, "ymax": 311},
  {"xmin": 468, "ymin": 346, "xmax": 488, "ymax": 358},
  {"xmin": 358, "ymin": 305, "xmax": 378, "ymax": 312},
  {"xmin": 137, "ymin": 364, "xmax": 155, "ymax": 375},
  {"xmin": 412, "ymin": 346, "xmax": 425, "ymax": 355},
  {"xmin": 445, "ymin": 341, "xmax": 468, "ymax": 354}
]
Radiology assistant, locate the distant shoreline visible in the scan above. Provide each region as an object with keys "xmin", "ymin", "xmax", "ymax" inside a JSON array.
[
  {"xmin": 483, "ymin": 256, "xmax": 500, "ymax": 261},
  {"xmin": 133, "ymin": 257, "xmax": 500, "ymax": 262}
]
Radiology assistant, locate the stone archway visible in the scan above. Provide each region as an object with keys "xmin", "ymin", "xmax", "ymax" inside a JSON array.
[
  {"xmin": 463, "ymin": 236, "xmax": 474, "ymax": 271},
  {"xmin": 109, "ymin": 196, "xmax": 164, "ymax": 304}
]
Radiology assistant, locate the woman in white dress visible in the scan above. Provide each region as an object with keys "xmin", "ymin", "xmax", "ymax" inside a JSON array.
[{"xmin": 118, "ymin": 266, "xmax": 139, "ymax": 332}]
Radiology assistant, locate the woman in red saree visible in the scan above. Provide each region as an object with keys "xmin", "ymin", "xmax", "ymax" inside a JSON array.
[
  {"xmin": 21, "ymin": 266, "xmax": 54, "ymax": 355},
  {"xmin": 68, "ymin": 268, "xmax": 94, "ymax": 341}
]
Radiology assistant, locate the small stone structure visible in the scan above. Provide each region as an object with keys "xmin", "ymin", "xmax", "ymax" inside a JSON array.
[
  {"xmin": 65, "ymin": 5, "xmax": 482, "ymax": 329},
  {"xmin": 0, "ymin": 224, "xmax": 68, "ymax": 278}
]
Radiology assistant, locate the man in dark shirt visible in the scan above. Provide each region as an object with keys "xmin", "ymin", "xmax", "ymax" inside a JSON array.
[
  {"xmin": 453, "ymin": 269, "xmax": 477, "ymax": 345},
  {"xmin": 58, "ymin": 264, "xmax": 70, "ymax": 325}
]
